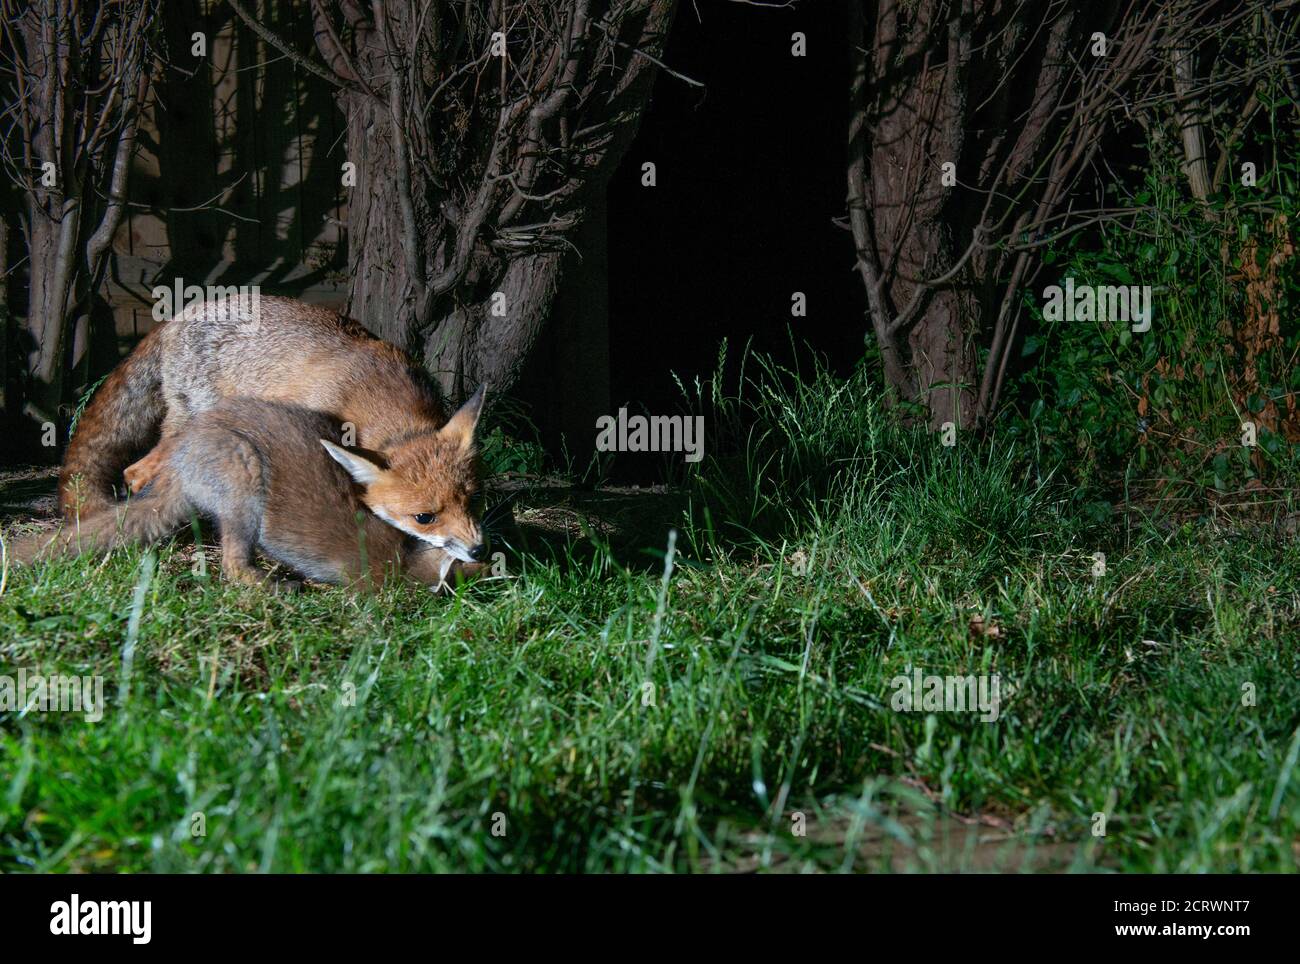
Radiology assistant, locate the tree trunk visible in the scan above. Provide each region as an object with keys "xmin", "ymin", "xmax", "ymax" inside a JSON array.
[
  {"xmin": 340, "ymin": 84, "xmax": 571, "ymax": 395},
  {"xmin": 866, "ymin": 0, "xmax": 978, "ymax": 430},
  {"xmin": 0, "ymin": 215, "xmax": 9, "ymax": 415},
  {"xmin": 1171, "ymin": 42, "xmax": 1210, "ymax": 201},
  {"xmin": 303, "ymin": 0, "xmax": 677, "ymax": 400},
  {"xmin": 23, "ymin": 207, "xmax": 78, "ymax": 424},
  {"xmin": 5, "ymin": 1, "xmax": 158, "ymax": 435},
  {"xmin": 847, "ymin": 0, "xmax": 1173, "ymax": 430}
]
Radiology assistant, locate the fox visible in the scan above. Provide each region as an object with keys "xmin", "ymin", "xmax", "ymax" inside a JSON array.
[
  {"xmin": 14, "ymin": 396, "xmax": 488, "ymax": 590},
  {"xmin": 59, "ymin": 294, "xmax": 487, "ymax": 563}
]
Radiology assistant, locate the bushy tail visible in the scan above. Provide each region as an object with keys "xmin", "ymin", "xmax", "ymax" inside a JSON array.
[
  {"xmin": 59, "ymin": 326, "xmax": 167, "ymax": 519},
  {"xmin": 11, "ymin": 469, "xmax": 191, "ymax": 564}
]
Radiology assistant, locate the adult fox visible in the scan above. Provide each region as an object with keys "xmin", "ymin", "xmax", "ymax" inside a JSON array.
[
  {"xmin": 59, "ymin": 294, "xmax": 488, "ymax": 563},
  {"xmin": 19, "ymin": 398, "xmax": 485, "ymax": 590}
]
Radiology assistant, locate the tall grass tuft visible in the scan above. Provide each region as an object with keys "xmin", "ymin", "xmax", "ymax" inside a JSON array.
[{"xmin": 679, "ymin": 341, "xmax": 1086, "ymax": 570}]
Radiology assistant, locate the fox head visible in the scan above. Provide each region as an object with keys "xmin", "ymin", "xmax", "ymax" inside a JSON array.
[{"xmin": 321, "ymin": 385, "xmax": 489, "ymax": 564}]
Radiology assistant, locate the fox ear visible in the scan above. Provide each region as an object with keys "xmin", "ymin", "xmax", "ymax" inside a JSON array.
[
  {"xmin": 320, "ymin": 439, "xmax": 383, "ymax": 485},
  {"xmin": 441, "ymin": 383, "xmax": 487, "ymax": 451}
]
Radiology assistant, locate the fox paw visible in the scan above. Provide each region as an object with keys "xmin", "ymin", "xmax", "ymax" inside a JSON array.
[{"xmin": 122, "ymin": 462, "xmax": 155, "ymax": 494}]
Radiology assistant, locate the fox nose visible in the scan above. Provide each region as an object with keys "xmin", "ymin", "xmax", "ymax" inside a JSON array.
[{"xmin": 469, "ymin": 542, "xmax": 489, "ymax": 562}]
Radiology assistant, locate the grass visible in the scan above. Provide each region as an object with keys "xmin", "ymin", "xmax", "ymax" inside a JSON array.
[{"xmin": 2, "ymin": 356, "xmax": 1298, "ymax": 873}]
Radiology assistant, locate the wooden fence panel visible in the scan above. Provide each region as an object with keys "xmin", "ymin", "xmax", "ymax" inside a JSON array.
[{"xmin": 106, "ymin": 0, "xmax": 348, "ymax": 347}]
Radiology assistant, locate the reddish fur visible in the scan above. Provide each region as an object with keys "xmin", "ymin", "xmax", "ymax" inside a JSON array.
[
  {"xmin": 19, "ymin": 397, "xmax": 487, "ymax": 592},
  {"xmin": 11, "ymin": 469, "xmax": 190, "ymax": 564},
  {"xmin": 358, "ymin": 429, "xmax": 483, "ymax": 549},
  {"xmin": 59, "ymin": 325, "xmax": 167, "ymax": 518},
  {"xmin": 56, "ymin": 298, "xmax": 478, "ymax": 532}
]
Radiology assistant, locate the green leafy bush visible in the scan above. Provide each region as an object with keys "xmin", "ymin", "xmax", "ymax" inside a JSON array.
[{"xmin": 1007, "ymin": 131, "xmax": 1300, "ymax": 511}]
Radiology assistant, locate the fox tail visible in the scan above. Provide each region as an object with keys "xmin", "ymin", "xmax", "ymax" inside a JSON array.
[
  {"xmin": 9, "ymin": 469, "xmax": 191, "ymax": 565},
  {"xmin": 58, "ymin": 326, "xmax": 168, "ymax": 519}
]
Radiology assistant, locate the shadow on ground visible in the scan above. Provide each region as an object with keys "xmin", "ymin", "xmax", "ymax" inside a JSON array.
[
  {"xmin": 483, "ymin": 475, "xmax": 689, "ymax": 573},
  {"xmin": 1, "ymin": 466, "xmax": 691, "ymax": 573},
  {"xmin": 0, "ymin": 466, "xmax": 60, "ymax": 521}
]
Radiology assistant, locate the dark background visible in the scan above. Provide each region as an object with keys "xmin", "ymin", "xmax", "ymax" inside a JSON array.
[{"xmin": 605, "ymin": 0, "xmax": 861, "ymax": 424}]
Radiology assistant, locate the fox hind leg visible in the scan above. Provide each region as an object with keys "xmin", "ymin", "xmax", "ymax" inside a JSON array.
[
  {"xmin": 124, "ymin": 435, "xmax": 179, "ymax": 494},
  {"xmin": 123, "ymin": 450, "xmax": 164, "ymax": 494},
  {"xmin": 124, "ymin": 413, "xmax": 189, "ymax": 494}
]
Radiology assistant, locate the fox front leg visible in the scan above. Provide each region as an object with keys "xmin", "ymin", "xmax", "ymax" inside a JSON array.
[{"xmin": 216, "ymin": 521, "xmax": 300, "ymax": 592}]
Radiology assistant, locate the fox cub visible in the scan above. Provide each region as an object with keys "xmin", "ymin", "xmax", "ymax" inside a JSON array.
[{"xmin": 17, "ymin": 392, "xmax": 490, "ymax": 591}]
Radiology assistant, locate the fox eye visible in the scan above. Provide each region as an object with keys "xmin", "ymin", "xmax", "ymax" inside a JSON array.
[{"xmin": 414, "ymin": 512, "xmax": 436, "ymax": 525}]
